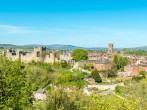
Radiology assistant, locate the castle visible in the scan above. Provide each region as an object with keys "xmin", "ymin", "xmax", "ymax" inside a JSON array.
[{"xmin": 5, "ymin": 47, "xmax": 59, "ymax": 63}]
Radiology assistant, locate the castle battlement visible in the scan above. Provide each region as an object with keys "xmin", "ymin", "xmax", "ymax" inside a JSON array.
[{"xmin": 4, "ymin": 47, "xmax": 59, "ymax": 63}]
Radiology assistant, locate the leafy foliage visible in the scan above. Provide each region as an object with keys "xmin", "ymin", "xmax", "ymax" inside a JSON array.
[
  {"xmin": 112, "ymin": 55, "xmax": 129, "ymax": 70},
  {"xmin": 83, "ymin": 64, "xmax": 94, "ymax": 71},
  {"xmin": 61, "ymin": 61, "xmax": 71, "ymax": 69},
  {"xmin": 1, "ymin": 55, "xmax": 146, "ymax": 110},
  {"xmin": 102, "ymin": 70, "xmax": 117, "ymax": 78},
  {"xmin": 72, "ymin": 49, "xmax": 88, "ymax": 61},
  {"xmin": 119, "ymin": 79, "xmax": 147, "ymax": 109},
  {"xmin": 0, "ymin": 57, "xmax": 33, "ymax": 109},
  {"xmin": 91, "ymin": 69, "xmax": 102, "ymax": 83},
  {"xmin": 132, "ymin": 75, "xmax": 144, "ymax": 82},
  {"xmin": 46, "ymin": 88, "xmax": 79, "ymax": 110},
  {"xmin": 45, "ymin": 88, "xmax": 139, "ymax": 110},
  {"xmin": 125, "ymin": 50, "xmax": 147, "ymax": 56},
  {"xmin": 25, "ymin": 62, "xmax": 53, "ymax": 91}
]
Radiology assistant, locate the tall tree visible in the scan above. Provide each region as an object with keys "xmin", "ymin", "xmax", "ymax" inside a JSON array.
[
  {"xmin": 113, "ymin": 55, "xmax": 128, "ymax": 70},
  {"xmin": 72, "ymin": 49, "xmax": 88, "ymax": 61},
  {"xmin": 0, "ymin": 57, "xmax": 33, "ymax": 109}
]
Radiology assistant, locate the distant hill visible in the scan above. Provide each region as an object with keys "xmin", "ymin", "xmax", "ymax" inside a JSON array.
[
  {"xmin": 46, "ymin": 44, "xmax": 79, "ymax": 50},
  {"xmin": 0, "ymin": 44, "xmax": 146, "ymax": 51},
  {"xmin": 133, "ymin": 46, "xmax": 147, "ymax": 51},
  {"xmin": 0, "ymin": 44, "xmax": 18, "ymax": 49},
  {"xmin": 123, "ymin": 46, "xmax": 147, "ymax": 51},
  {"xmin": 42, "ymin": 44, "xmax": 108, "ymax": 50}
]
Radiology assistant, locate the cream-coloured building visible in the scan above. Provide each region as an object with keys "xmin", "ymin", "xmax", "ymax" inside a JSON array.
[{"xmin": 5, "ymin": 47, "xmax": 59, "ymax": 64}]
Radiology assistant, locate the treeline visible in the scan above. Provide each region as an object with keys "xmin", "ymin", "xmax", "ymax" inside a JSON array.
[{"xmin": 124, "ymin": 50, "xmax": 147, "ymax": 56}]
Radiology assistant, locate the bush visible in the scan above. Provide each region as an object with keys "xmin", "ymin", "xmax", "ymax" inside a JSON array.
[
  {"xmin": 107, "ymin": 70, "xmax": 117, "ymax": 77},
  {"xmin": 83, "ymin": 64, "xmax": 94, "ymax": 70},
  {"xmin": 139, "ymin": 71, "xmax": 147, "ymax": 78},
  {"xmin": 102, "ymin": 70, "xmax": 117, "ymax": 78},
  {"xmin": 91, "ymin": 69, "xmax": 102, "ymax": 83},
  {"xmin": 132, "ymin": 75, "xmax": 144, "ymax": 82},
  {"xmin": 61, "ymin": 61, "xmax": 71, "ymax": 69},
  {"xmin": 45, "ymin": 88, "xmax": 79, "ymax": 110},
  {"xmin": 115, "ymin": 86, "xmax": 123, "ymax": 93}
]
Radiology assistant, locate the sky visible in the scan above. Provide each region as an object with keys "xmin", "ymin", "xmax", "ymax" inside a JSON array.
[{"xmin": 0, "ymin": 0, "xmax": 147, "ymax": 48}]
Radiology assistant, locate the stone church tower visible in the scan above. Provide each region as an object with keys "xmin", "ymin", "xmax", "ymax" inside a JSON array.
[{"xmin": 108, "ymin": 43, "xmax": 114, "ymax": 54}]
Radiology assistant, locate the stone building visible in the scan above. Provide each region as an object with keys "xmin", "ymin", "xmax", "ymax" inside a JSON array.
[
  {"xmin": 94, "ymin": 59, "xmax": 112, "ymax": 71},
  {"xmin": 88, "ymin": 51, "xmax": 109, "ymax": 61},
  {"xmin": 59, "ymin": 51, "xmax": 72, "ymax": 63},
  {"xmin": 108, "ymin": 43, "xmax": 114, "ymax": 54},
  {"xmin": 5, "ymin": 47, "xmax": 59, "ymax": 64},
  {"xmin": 124, "ymin": 63, "xmax": 147, "ymax": 76},
  {"xmin": 73, "ymin": 60, "xmax": 96, "ymax": 69},
  {"xmin": 124, "ymin": 65, "xmax": 140, "ymax": 75}
]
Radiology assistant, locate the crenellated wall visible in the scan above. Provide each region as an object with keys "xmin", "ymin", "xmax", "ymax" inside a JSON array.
[{"xmin": 5, "ymin": 47, "xmax": 59, "ymax": 64}]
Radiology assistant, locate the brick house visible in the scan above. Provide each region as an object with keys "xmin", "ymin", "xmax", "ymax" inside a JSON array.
[{"xmin": 124, "ymin": 65, "xmax": 139, "ymax": 75}]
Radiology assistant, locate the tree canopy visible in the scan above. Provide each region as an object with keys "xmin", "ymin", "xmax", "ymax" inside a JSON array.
[
  {"xmin": 0, "ymin": 57, "xmax": 33, "ymax": 109},
  {"xmin": 72, "ymin": 49, "xmax": 88, "ymax": 61},
  {"xmin": 112, "ymin": 55, "xmax": 129, "ymax": 70}
]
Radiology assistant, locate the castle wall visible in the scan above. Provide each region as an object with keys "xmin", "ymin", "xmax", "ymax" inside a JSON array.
[
  {"xmin": 44, "ymin": 53, "xmax": 59, "ymax": 64},
  {"xmin": 5, "ymin": 47, "xmax": 59, "ymax": 64},
  {"xmin": 21, "ymin": 53, "xmax": 34, "ymax": 63},
  {"xmin": 59, "ymin": 52, "xmax": 72, "ymax": 62}
]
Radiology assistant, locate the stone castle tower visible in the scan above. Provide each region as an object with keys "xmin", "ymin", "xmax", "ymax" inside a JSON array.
[{"xmin": 108, "ymin": 43, "xmax": 114, "ymax": 54}]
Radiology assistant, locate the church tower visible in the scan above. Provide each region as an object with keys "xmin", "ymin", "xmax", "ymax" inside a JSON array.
[{"xmin": 108, "ymin": 43, "xmax": 114, "ymax": 54}]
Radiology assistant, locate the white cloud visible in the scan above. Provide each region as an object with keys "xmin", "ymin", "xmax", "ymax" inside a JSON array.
[{"xmin": 0, "ymin": 24, "xmax": 50, "ymax": 34}]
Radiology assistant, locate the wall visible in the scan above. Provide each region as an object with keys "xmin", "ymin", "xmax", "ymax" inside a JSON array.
[
  {"xmin": 94, "ymin": 63, "xmax": 112, "ymax": 71},
  {"xmin": 5, "ymin": 47, "xmax": 59, "ymax": 64},
  {"xmin": 124, "ymin": 66, "xmax": 140, "ymax": 75}
]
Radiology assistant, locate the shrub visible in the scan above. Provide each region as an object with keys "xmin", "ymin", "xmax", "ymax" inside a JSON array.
[
  {"xmin": 91, "ymin": 69, "xmax": 102, "ymax": 83},
  {"xmin": 132, "ymin": 75, "xmax": 144, "ymax": 82},
  {"xmin": 61, "ymin": 61, "xmax": 71, "ymax": 69},
  {"xmin": 115, "ymin": 86, "xmax": 123, "ymax": 93},
  {"xmin": 45, "ymin": 88, "xmax": 79, "ymax": 110}
]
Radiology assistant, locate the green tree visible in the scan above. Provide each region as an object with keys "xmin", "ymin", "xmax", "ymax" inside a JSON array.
[
  {"xmin": 91, "ymin": 69, "xmax": 102, "ymax": 83},
  {"xmin": 25, "ymin": 62, "xmax": 53, "ymax": 91},
  {"xmin": 72, "ymin": 49, "xmax": 88, "ymax": 61},
  {"xmin": 45, "ymin": 88, "xmax": 79, "ymax": 110},
  {"xmin": 139, "ymin": 71, "xmax": 147, "ymax": 78},
  {"xmin": 0, "ymin": 57, "xmax": 33, "ymax": 109},
  {"xmin": 102, "ymin": 70, "xmax": 117, "ymax": 78},
  {"xmin": 113, "ymin": 55, "xmax": 118, "ymax": 64},
  {"xmin": 61, "ymin": 61, "xmax": 71, "ymax": 69},
  {"xmin": 113, "ymin": 55, "xmax": 128, "ymax": 70}
]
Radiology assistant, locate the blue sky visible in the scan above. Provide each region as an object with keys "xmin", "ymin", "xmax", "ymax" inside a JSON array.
[{"xmin": 0, "ymin": 0, "xmax": 147, "ymax": 48}]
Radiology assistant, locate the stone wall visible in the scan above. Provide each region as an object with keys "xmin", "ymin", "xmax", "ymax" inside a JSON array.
[
  {"xmin": 94, "ymin": 63, "xmax": 112, "ymax": 71},
  {"xmin": 5, "ymin": 47, "xmax": 59, "ymax": 64}
]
